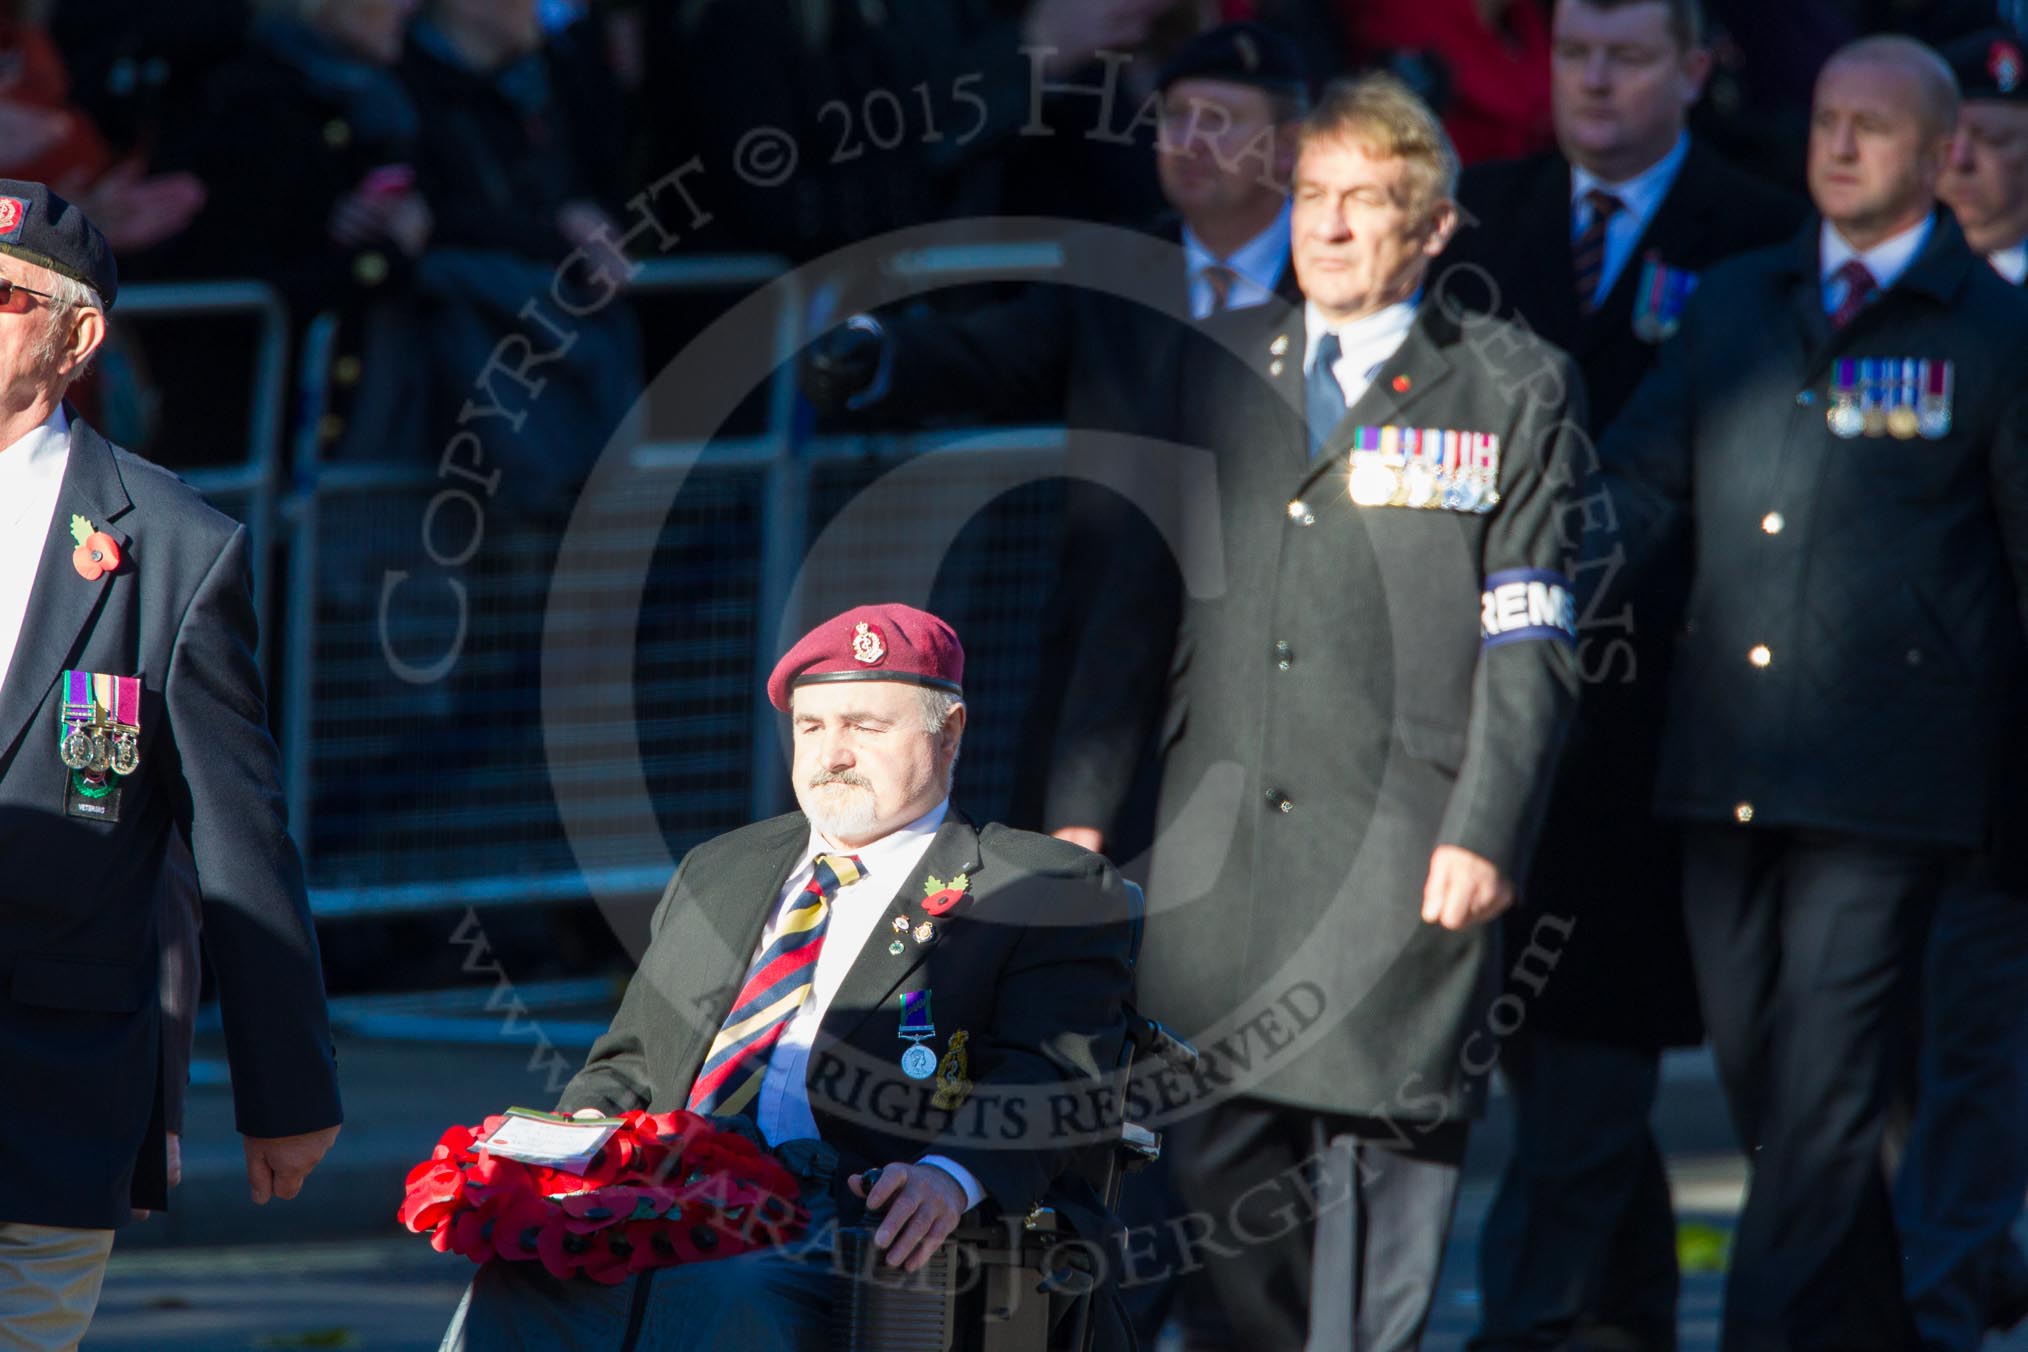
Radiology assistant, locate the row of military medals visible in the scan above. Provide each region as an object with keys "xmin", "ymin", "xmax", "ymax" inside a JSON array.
[
  {"xmin": 1346, "ymin": 426, "xmax": 1503, "ymax": 513},
  {"xmin": 60, "ymin": 671, "xmax": 141, "ymax": 779},
  {"xmin": 1826, "ymin": 358, "xmax": 1953, "ymax": 440}
]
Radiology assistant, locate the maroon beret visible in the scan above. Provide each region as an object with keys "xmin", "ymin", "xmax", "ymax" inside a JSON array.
[{"xmin": 767, "ymin": 603, "xmax": 965, "ymax": 712}]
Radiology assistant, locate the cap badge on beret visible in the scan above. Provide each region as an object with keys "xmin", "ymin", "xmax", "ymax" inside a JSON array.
[
  {"xmin": 1235, "ymin": 33, "xmax": 1259, "ymax": 72},
  {"xmin": 0, "ymin": 199, "xmax": 24, "ymax": 241},
  {"xmin": 1992, "ymin": 40, "xmax": 2023, "ymax": 95},
  {"xmin": 851, "ymin": 621, "xmax": 886, "ymax": 665}
]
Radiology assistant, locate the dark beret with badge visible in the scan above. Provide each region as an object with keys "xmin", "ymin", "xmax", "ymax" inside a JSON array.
[
  {"xmin": 767, "ymin": 603, "xmax": 965, "ymax": 712},
  {"xmin": 1157, "ymin": 20, "xmax": 1310, "ymax": 100},
  {"xmin": 0, "ymin": 178, "xmax": 117, "ymax": 308},
  {"xmin": 1941, "ymin": 28, "xmax": 2028, "ymax": 104}
]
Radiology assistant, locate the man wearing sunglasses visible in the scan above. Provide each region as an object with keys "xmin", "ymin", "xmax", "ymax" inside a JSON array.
[{"xmin": 0, "ymin": 180, "xmax": 342, "ymax": 1348}]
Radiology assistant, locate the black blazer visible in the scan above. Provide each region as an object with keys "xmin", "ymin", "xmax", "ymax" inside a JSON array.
[
  {"xmin": 561, "ymin": 809, "xmax": 1135, "ymax": 1241},
  {"xmin": 1448, "ymin": 139, "xmax": 1810, "ymax": 429},
  {"xmin": 0, "ymin": 419, "xmax": 341, "ymax": 1227},
  {"xmin": 1599, "ymin": 212, "xmax": 2028, "ymax": 848}
]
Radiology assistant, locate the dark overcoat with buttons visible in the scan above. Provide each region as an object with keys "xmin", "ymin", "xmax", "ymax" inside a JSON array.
[
  {"xmin": 0, "ymin": 419, "xmax": 342, "ymax": 1228},
  {"xmin": 1597, "ymin": 213, "xmax": 2028, "ymax": 847},
  {"xmin": 1445, "ymin": 141, "xmax": 1809, "ymax": 1049},
  {"xmin": 1134, "ymin": 295, "xmax": 1586, "ymax": 1123}
]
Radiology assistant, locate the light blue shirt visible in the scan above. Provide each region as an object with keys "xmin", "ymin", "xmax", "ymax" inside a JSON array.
[
  {"xmin": 1820, "ymin": 213, "xmax": 1935, "ymax": 314},
  {"xmin": 1570, "ymin": 133, "xmax": 1691, "ymax": 309},
  {"xmin": 1184, "ymin": 200, "xmax": 1292, "ymax": 319}
]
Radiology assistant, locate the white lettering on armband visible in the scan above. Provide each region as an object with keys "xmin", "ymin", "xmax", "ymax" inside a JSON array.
[{"xmin": 1480, "ymin": 569, "xmax": 1578, "ymax": 648}]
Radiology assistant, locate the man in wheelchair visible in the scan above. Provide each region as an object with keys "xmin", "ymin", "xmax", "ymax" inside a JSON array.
[{"xmin": 441, "ymin": 604, "xmax": 1139, "ymax": 1351}]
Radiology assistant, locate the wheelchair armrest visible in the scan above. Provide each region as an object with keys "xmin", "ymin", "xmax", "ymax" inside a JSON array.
[
  {"xmin": 1119, "ymin": 1122, "xmax": 1160, "ymax": 1170},
  {"xmin": 1135, "ymin": 1016, "xmax": 1201, "ymax": 1073}
]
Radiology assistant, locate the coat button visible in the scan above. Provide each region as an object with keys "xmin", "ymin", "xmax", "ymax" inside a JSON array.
[
  {"xmin": 1734, "ymin": 802, "xmax": 1755, "ymax": 824},
  {"xmin": 1748, "ymin": 644, "xmax": 1772, "ymax": 668},
  {"xmin": 1906, "ymin": 647, "xmax": 1924, "ymax": 667},
  {"xmin": 1761, "ymin": 512, "xmax": 1785, "ymax": 535},
  {"xmin": 1795, "ymin": 390, "xmax": 1816, "ymax": 406},
  {"xmin": 1273, "ymin": 640, "xmax": 1293, "ymax": 670}
]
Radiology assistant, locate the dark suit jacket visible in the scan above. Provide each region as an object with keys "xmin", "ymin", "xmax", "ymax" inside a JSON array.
[
  {"xmin": 1120, "ymin": 297, "xmax": 1585, "ymax": 1122},
  {"xmin": 872, "ymin": 218, "xmax": 1299, "ymax": 848},
  {"xmin": 1445, "ymin": 141, "xmax": 1809, "ymax": 1048},
  {"xmin": 1599, "ymin": 212, "xmax": 2028, "ymax": 847},
  {"xmin": 560, "ymin": 809, "xmax": 1135, "ymax": 1241},
  {"xmin": 0, "ymin": 418, "xmax": 341, "ymax": 1227}
]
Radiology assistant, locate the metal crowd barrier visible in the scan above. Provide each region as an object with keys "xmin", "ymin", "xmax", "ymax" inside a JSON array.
[
  {"xmin": 115, "ymin": 280, "xmax": 290, "ymax": 618},
  {"xmin": 281, "ymin": 246, "xmax": 1077, "ymax": 925}
]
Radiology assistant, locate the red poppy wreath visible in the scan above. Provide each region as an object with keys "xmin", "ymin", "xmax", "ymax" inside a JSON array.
[{"xmin": 397, "ymin": 1110, "xmax": 807, "ymax": 1284}]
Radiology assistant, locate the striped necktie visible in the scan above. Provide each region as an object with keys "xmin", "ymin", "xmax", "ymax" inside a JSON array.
[
  {"xmin": 687, "ymin": 852, "xmax": 866, "ymax": 1117},
  {"xmin": 1202, "ymin": 263, "xmax": 1238, "ymax": 315},
  {"xmin": 1828, "ymin": 259, "xmax": 1878, "ymax": 330},
  {"xmin": 1573, "ymin": 188, "xmax": 1625, "ymax": 314}
]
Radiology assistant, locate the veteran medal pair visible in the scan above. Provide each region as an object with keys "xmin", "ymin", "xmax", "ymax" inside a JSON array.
[
  {"xmin": 1825, "ymin": 358, "xmax": 1955, "ymax": 440},
  {"xmin": 894, "ymin": 990, "xmax": 972, "ymax": 1109},
  {"xmin": 59, "ymin": 668, "xmax": 140, "ymax": 820}
]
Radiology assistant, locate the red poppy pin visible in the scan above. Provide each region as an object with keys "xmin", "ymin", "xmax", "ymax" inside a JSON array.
[
  {"xmin": 69, "ymin": 515, "xmax": 119, "ymax": 581},
  {"xmin": 1392, "ymin": 374, "xmax": 1412, "ymax": 394},
  {"xmin": 921, "ymin": 871, "xmax": 970, "ymax": 916}
]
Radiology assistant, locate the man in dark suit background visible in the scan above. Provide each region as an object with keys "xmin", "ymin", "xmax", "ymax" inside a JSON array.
[
  {"xmin": 1061, "ymin": 74, "xmax": 1586, "ymax": 1345},
  {"xmin": 802, "ymin": 22, "xmax": 1310, "ymax": 862},
  {"xmin": 1443, "ymin": 3, "xmax": 1808, "ymax": 1346},
  {"xmin": 0, "ymin": 180, "xmax": 342, "ymax": 1347},
  {"xmin": 1595, "ymin": 36, "xmax": 2028, "ymax": 1349},
  {"xmin": 444, "ymin": 604, "xmax": 1136, "ymax": 1350}
]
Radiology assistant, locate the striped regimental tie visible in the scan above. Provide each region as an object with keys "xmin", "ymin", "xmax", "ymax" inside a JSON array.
[
  {"xmin": 686, "ymin": 852, "xmax": 867, "ymax": 1117},
  {"xmin": 1573, "ymin": 188, "xmax": 1625, "ymax": 314}
]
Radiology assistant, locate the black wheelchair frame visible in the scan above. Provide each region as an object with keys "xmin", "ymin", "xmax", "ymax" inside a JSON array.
[{"xmin": 829, "ymin": 881, "xmax": 1201, "ymax": 1352}]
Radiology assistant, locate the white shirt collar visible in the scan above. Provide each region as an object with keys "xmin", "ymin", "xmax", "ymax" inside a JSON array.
[
  {"xmin": 1183, "ymin": 200, "xmax": 1292, "ymax": 304},
  {"xmin": 1569, "ymin": 132, "xmax": 1690, "ymax": 229},
  {"xmin": 1989, "ymin": 240, "xmax": 2028, "ymax": 284},
  {"xmin": 0, "ymin": 405, "xmax": 70, "ymax": 513},
  {"xmin": 797, "ymin": 797, "xmax": 950, "ymax": 886},
  {"xmin": 1302, "ymin": 293, "xmax": 1420, "ymax": 374},
  {"xmin": 1821, "ymin": 212, "xmax": 1935, "ymax": 292}
]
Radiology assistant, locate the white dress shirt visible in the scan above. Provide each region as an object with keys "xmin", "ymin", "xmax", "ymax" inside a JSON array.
[
  {"xmin": 0, "ymin": 406, "xmax": 70, "ymax": 693},
  {"xmin": 1990, "ymin": 241, "xmax": 2027, "ymax": 285},
  {"xmin": 1821, "ymin": 213, "xmax": 1935, "ymax": 315},
  {"xmin": 1303, "ymin": 294, "xmax": 1420, "ymax": 410},
  {"xmin": 749, "ymin": 798, "xmax": 984, "ymax": 1207},
  {"xmin": 1184, "ymin": 200, "xmax": 1292, "ymax": 319},
  {"xmin": 1570, "ymin": 133, "xmax": 1690, "ymax": 309}
]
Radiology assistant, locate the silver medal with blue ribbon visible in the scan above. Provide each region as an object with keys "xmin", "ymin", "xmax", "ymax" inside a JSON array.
[{"xmin": 898, "ymin": 990, "xmax": 937, "ymax": 1079}]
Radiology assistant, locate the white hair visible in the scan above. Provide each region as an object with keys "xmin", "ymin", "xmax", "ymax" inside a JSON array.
[
  {"xmin": 918, "ymin": 688, "xmax": 963, "ymax": 733},
  {"xmin": 32, "ymin": 273, "xmax": 104, "ymax": 388}
]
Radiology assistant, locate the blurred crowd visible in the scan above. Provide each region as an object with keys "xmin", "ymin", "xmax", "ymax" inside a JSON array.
[{"xmin": 0, "ymin": 0, "xmax": 2012, "ymax": 496}]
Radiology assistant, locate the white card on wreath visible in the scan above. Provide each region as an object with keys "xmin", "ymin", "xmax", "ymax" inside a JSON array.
[{"xmin": 479, "ymin": 1108, "xmax": 622, "ymax": 1174}]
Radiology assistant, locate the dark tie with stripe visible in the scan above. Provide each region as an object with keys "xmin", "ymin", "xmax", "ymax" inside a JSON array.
[
  {"xmin": 1828, "ymin": 259, "xmax": 1878, "ymax": 330},
  {"xmin": 1573, "ymin": 188, "xmax": 1625, "ymax": 314},
  {"xmin": 1202, "ymin": 263, "xmax": 1238, "ymax": 315},
  {"xmin": 1306, "ymin": 332, "xmax": 1345, "ymax": 460},
  {"xmin": 687, "ymin": 852, "xmax": 866, "ymax": 1117}
]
